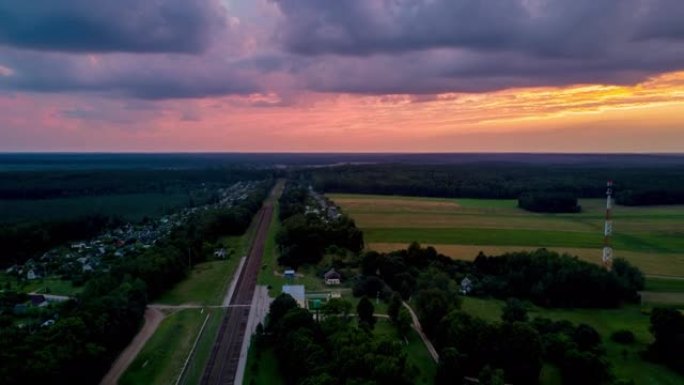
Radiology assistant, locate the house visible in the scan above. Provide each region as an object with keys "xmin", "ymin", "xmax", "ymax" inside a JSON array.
[
  {"xmin": 283, "ymin": 269, "xmax": 296, "ymax": 279},
  {"xmin": 282, "ymin": 285, "xmax": 306, "ymax": 308},
  {"xmin": 82, "ymin": 264, "xmax": 94, "ymax": 273},
  {"xmin": 323, "ymin": 268, "xmax": 341, "ymax": 286},
  {"xmin": 214, "ymin": 249, "xmax": 227, "ymax": 259},
  {"xmin": 460, "ymin": 276, "xmax": 473, "ymax": 295},
  {"xmin": 26, "ymin": 269, "xmax": 40, "ymax": 280}
]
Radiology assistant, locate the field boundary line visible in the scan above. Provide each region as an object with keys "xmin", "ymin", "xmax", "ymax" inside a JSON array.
[{"xmin": 176, "ymin": 312, "xmax": 210, "ymax": 385}]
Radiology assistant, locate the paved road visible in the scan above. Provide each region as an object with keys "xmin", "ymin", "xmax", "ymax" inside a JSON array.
[
  {"xmin": 201, "ymin": 182, "xmax": 281, "ymax": 385},
  {"xmin": 99, "ymin": 307, "xmax": 165, "ymax": 385}
]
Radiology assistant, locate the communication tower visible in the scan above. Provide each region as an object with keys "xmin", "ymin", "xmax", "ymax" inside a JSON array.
[{"xmin": 602, "ymin": 180, "xmax": 614, "ymax": 269}]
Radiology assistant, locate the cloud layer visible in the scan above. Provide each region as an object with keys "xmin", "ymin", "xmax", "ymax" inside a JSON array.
[
  {"xmin": 0, "ymin": 0, "xmax": 225, "ymax": 53},
  {"xmin": 0, "ymin": 0, "xmax": 683, "ymax": 152}
]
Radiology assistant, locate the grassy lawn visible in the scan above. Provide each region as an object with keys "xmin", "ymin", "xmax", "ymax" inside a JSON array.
[
  {"xmin": 0, "ymin": 274, "xmax": 83, "ymax": 296},
  {"xmin": 330, "ymin": 194, "xmax": 684, "ymax": 276},
  {"xmin": 157, "ymin": 259, "xmax": 242, "ymax": 305},
  {"xmin": 156, "ymin": 233, "xmax": 253, "ymax": 305},
  {"xmin": 178, "ymin": 308, "xmax": 225, "ymax": 385},
  {"xmin": 120, "ymin": 309, "xmax": 207, "ymax": 385},
  {"xmin": 461, "ymin": 296, "xmax": 684, "ymax": 385}
]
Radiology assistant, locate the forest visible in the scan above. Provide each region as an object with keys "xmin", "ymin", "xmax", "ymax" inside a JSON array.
[
  {"xmin": 276, "ymin": 183, "xmax": 364, "ymax": 268},
  {"xmin": 305, "ymin": 164, "xmax": 684, "ymax": 205},
  {"xmin": 0, "ymin": 181, "xmax": 272, "ymax": 385}
]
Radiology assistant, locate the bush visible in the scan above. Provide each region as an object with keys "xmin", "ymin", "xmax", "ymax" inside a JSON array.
[{"xmin": 611, "ymin": 330, "xmax": 636, "ymax": 344}]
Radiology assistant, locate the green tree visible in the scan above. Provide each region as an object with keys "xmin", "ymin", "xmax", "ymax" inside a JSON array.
[
  {"xmin": 396, "ymin": 308, "xmax": 412, "ymax": 339},
  {"xmin": 357, "ymin": 296, "xmax": 376, "ymax": 329},
  {"xmin": 478, "ymin": 365, "xmax": 505, "ymax": 385},
  {"xmin": 388, "ymin": 291, "xmax": 402, "ymax": 323},
  {"xmin": 501, "ymin": 298, "xmax": 528, "ymax": 323}
]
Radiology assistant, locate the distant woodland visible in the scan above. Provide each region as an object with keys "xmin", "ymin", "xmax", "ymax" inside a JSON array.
[{"xmin": 305, "ymin": 164, "xmax": 684, "ymax": 206}]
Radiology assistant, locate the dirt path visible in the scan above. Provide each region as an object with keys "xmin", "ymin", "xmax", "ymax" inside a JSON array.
[
  {"xmin": 99, "ymin": 307, "xmax": 165, "ymax": 385},
  {"xmin": 402, "ymin": 301, "xmax": 439, "ymax": 362}
]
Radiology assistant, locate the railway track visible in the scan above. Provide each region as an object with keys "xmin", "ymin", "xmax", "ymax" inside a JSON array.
[{"xmin": 200, "ymin": 203, "xmax": 274, "ymax": 385}]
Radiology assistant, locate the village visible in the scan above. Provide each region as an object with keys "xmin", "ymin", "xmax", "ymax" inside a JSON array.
[{"xmin": 2, "ymin": 181, "xmax": 261, "ymax": 294}]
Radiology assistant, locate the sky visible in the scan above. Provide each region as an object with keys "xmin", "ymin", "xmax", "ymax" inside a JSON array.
[{"xmin": 1, "ymin": 0, "xmax": 683, "ymax": 153}]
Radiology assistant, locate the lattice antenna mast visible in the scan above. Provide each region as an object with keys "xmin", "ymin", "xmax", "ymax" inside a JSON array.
[{"xmin": 602, "ymin": 180, "xmax": 614, "ymax": 269}]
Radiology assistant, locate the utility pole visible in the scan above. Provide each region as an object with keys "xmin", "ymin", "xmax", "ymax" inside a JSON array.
[{"xmin": 602, "ymin": 180, "xmax": 614, "ymax": 270}]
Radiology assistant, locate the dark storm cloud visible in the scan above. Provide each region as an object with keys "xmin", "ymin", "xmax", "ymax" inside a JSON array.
[
  {"xmin": 0, "ymin": 50, "xmax": 259, "ymax": 100},
  {"xmin": 270, "ymin": 0, "xmax": 684, "ymax": 94},
  {"xmin": 0, "ymin": 0, "xmax": 225, "ymax": 53}
]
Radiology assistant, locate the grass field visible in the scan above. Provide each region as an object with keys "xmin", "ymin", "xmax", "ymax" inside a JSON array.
[
  {"xmin": 461, "ymin": 297, "xmax": 684, "ymax": 385},
  {"xmin": 120, "ymin": 309, "xmax": 207, "ymax": 385},
  {"xmin": 179, "ymin": 308, "xmax": 225, "ymax": 385},
  {"xmin": 0, "ymin": 193, "xmax": 191, "ymax": 224},
  {"xmin": 329, "ymin": 194, "xmax": 684, "ymax": 277},
  {"xmin": 157, "ymin": 236, "xmax": 249, "ymax": 306},
  {"xmin": 0, "ymin": 274, "xmax": 83, "ymax": 296}
]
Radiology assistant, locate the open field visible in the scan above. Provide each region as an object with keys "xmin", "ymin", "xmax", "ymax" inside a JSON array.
[
  {"xmin": 156, "ymin": 259, "xmax": 241, "ymax": 306},
  {"xmin": 120, "ymin": 309, "xmax": 206, "ymax": 385},
  {"xmin": 461, "ymin": 297, "xmax": 684, "ymax": 385},
  {"xmin": 0, "ymin": 193, "xmax": 190, "ymax": 224},
  {"xmin": 178, "ymin": 308, "xmax": 225, "ymax": 385},
  {"xmin": 330, "ymin": 194, "xmax": 684, "ymax": 277},
  {"xmin": 157, "ymin": 236, "xmax": 249, "ymax": 306},
  {"xmin": 0, "ymin": 274, "xmax": 83, "ymax": 296}
]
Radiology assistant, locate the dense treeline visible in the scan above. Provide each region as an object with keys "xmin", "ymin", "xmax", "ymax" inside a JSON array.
[
  {"xmin": 358, "ymin": 244, "xmax": 643, "ymax": 309},
  {"xmin": 472, "ymin": 250, "xmax": 643, "ymax": 308},
  {"xmin": 0, "ymin": 215, "xmax": 119, "ymax": 267},
  {"xmin": 305, "ymin": 164, "xmax": 684, "ymax": 205},
  {"xmin": 256, "ymin": 294, "xmax": 416, "ymax": 385},
  {"xmin": 647, "ymin": 308, "xmax": 684, "ymax": 375},
  {"xmin": 0, "ymin": 181, "xmax": 272, "ymax": 385},
  {"xmin": 276, "ymin": 184, "xmax": 364, "ymax": 268},
  {"xmin": 0, "ymin": 168, "xmax": 273, "ymax": 200},
  {"xmin": 518, "ymin": 192, "xmax": 581, "ymax": 213}
]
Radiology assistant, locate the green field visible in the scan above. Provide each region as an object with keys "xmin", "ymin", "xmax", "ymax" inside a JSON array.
[
  {"xmin": 461, "ymin": 297, "xmax": 683, "ymax": 385},
  {"xmin": 120, "ymin": 309, "xmax": 207, "ymax": 385},
  {"xmin": 178, "ymin": 308, "xmax": 225, "ymax": 385},
  {"xmin": 157, "ymin": 236, "xmax": 249, "ymax": 306},
  {"xmin": 329, "ymin": 194, "xmax": 684, "ymax": 277},
  {"xmin": 0, "ymin": 274, "xmax": 83, "ymax": 296},
  {"xmin": 0, "ymin": 193, "xmax": 192, "ymax": 224}
]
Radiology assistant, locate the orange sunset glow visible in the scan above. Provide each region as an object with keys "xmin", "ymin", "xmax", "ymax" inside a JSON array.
[{"xmin": 1, "ymin": 0, "xmax": 683, "ymax": 152}]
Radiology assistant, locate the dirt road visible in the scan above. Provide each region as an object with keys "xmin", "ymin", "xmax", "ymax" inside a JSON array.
[{"xmin": 99, "ymin": 307, "xmax": 165, "ymax": 385}]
